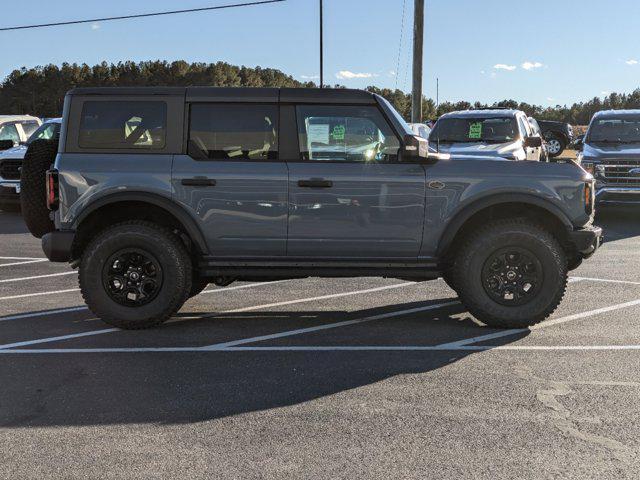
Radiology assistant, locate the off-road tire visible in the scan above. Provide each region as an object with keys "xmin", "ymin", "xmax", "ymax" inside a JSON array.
[
  {"xmin": 452, "ymin": 219, "xmax": 568, "ymax": 329},
  {"xmin": 20, "ymin": 139, "xmax": 57, "ymax": 238},
  {"xmin": 546, "ymin": 134, "xmax": 565, "ymax": 158},
  {"xmin": 79, "ymin": 221, "xmax": 192, "ymax": 329}
]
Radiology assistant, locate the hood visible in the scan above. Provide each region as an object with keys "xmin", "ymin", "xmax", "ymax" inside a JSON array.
[
  {"xmin": 583, "ymin": 142, "xmax": 640, "ymax": 160},
  {"xmin": 0, "ymin": 144, "xmax": 27, "ymax": 160},
  {"xmin": 430, "ymin": 140, "xmax": 523, "ymax": 160}
]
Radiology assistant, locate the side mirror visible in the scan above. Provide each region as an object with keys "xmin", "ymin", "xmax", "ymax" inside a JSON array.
[
  {"xmin": 403, "ymin": 134, "xmax": 429, "ymax": 161},
  {"xmin": 574, "ymin": 135, "xmax": 585, "ymax": 151},
  {"xmin": 0, "ymin": 140, "xmax": 16, "ymax": 151},
  {"xmin": 524, "ymin": 136, "xmax": 543, "ymax": 148}
]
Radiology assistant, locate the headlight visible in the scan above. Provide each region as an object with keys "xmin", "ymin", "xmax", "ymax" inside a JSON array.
[{"xmin": 582, "ymin": 162, "xmax": 595, "ymax": 175}]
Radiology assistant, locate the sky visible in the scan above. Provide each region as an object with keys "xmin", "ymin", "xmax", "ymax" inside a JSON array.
[{"xmin": 2, "ymin": 0, "xmax": 640, "ymax": 107}]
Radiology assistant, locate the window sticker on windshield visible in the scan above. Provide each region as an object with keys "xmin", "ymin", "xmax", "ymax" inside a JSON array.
[
  {"xmin": 331, "ymin": 124, "xmax": 346, "ymax": 141},
  {"xmin": 469, "ymin": 122, "xmax": 482, "ymax": 139}
]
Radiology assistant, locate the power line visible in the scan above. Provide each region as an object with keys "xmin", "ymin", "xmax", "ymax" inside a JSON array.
[
  {"xmin": 394, "ymin": 0, "xmax": 407, "ymax": 90},
  {"xmin": 0, "ymin": 0, "xmax": 286, "ymax": 32}
]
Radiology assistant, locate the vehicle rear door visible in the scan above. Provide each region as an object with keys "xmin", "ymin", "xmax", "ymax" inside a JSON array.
[
  {"xmin": 284, "ymin": 103, "xmax": 426, "ymax": 259},
  {"xmin": 172, "ymin": 90, "xmax": 289, "ymax": 257}
]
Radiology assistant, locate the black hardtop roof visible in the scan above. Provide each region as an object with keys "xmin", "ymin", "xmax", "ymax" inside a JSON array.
[{"xmin": 67, "ymin": 87, "xmax": 377, "ymax": 104}]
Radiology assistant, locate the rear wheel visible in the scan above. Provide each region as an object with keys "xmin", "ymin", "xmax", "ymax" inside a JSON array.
[
  {"xmin": 453, "ymin": 219, "xmax": 568, "ymax": 329},
  {"xmin": 79, "ymin": 221, "xmax": 192, "ymax": 329},
  {"xmin": 546, "ymin": 134, "xmax": 565, "ymax": 158}
]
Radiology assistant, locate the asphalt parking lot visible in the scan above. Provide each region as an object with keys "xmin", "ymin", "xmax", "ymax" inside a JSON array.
[{"xmin": 1, "ymin": 208, "xmax": 639, "ymax": 479}]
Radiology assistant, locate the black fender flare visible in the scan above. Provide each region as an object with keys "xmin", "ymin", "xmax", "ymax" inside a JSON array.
[
  {"xmin": 72, "ymin": 191, "xmax": 209, "ymax": 254},
  {"xmin": 436, "ymin": 193, "xmax": 574, "ymax": 257}
]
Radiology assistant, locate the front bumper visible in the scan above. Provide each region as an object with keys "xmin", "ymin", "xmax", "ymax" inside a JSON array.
[
  {"xmin": 595, "ymin": 186, "xmax": 640, "ymax": 205},
  {"xmin": 42, "ymin": 230, "xmax": 75, "ymax": 262},
  {"xmin": 0, "ymin": 180, "xmax": 20, "ymax": 204},
  {"xmin": 568, "ymin": 225, "xmax": 603, "ymax": 259}
]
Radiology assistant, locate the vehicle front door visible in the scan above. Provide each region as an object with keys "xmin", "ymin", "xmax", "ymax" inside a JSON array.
[
  {"xmin": 172, "ymin": 102, "xmax": 289, "ymax": 257},
  {"xmin": 285, "ymin": 104, "xmax": 426, "ymax": 259},
  {"xmin": 519, "ymin": 116, "xmax": 541, "ymax": 160}
]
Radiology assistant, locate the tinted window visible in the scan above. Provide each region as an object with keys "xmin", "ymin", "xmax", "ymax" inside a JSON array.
[
  {"xmin": 188, "ymin": 104, "xmax": 278, "ymax": 160},
  {"xmin": 79, "ymin": 101, "xmax": 167, "ymax": 149},
  {"xmin": 0, "ymin": 124, "xmax": 20, "ymax": 143},
  {"xmin": 296, "ymin": 105, "xmax": 400, "ymax": 162},
  {"xmin": 430, "ymin": 117, "xmax": 518, "ymax": 144}
]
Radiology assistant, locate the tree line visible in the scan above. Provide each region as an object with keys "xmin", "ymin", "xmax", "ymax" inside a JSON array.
[{"xmin": 1, "ymin": 60, "xmax": 639, "ymax": 125}]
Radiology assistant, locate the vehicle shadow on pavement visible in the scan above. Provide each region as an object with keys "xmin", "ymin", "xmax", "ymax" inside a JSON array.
[
  {"xmin": 0, "ymin": 299, "xmax": 530, "ymax": 428},
  {"xmin": 0, "ymin": 211, "xmax": 29, "ymax": 235},
  {"xmin": 596, "ymin": 206, "xmax": 640, "ymax": 242}
]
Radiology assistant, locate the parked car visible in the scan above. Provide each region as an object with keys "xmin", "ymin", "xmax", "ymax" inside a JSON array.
[
  {"xmin": 0, "ymin": 118, "xmax": 60, "ymax": 211},
  {"xmin": 408, "ymin": 122, "xmax": 431, "ymax": 140},
  {"xmin": 0, "ymin": 115, "xmax": 41, "ymax": 150},
  {"xmin": 24, "ymin": 87, "xmax": 601, "ymax": 330},
  {"xmin": 538, "ymin": 120, "xmax": 574, "ymax": 158},
  {"xmin": 577, "ymin": 109, "xmax": 640, "ymax": 205},
  {"xmin": 428, "ymin": 108, "xmax": 544, "ymax": 161},
  {"xmin": 528, "ymin": 117, "xmax": 550, "ymax": 162}
]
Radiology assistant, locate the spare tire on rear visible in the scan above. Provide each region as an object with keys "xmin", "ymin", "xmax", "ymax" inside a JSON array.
[{"xmin": 20, "ymin": 139, "xmax": 58, "ymax": 238}]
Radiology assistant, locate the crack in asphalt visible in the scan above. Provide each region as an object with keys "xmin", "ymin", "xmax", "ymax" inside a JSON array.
[{"xmin": 515, "ymin": 366, "xmax": 640, "ymax": 466}]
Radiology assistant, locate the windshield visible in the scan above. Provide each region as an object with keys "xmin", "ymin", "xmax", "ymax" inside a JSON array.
[
  {"xmin": 27, "ymin": 122, "xmax": 60, "ymax": 145},
  {"xmin": 429, "ymin": 117, "xmax": 518, "ymax": 144},
  {"xmin": 588, "ymin": 117, "xmax": 640, "ymax": 144}
]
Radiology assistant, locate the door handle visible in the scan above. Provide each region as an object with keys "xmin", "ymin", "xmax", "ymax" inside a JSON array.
[
  {"xmin": 181, "ymin": 178, "xmax": 216, "ymax": 187},
  {"xmin": 298, "ymin": 179, "xmax": 333, "ymax": 188}
]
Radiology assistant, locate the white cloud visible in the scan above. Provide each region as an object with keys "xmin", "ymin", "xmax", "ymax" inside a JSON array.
[
  {"xmin": 625, "ymin": 59, "xmax": 638, "ymax": 65},
  {"xmin": 300, "ymin": 75, "xmax": 319, "ymax": 80},
  {"xmin": 522, "ymin": 61, "xmax": 544, "ymax": 70},
  {"xmin": 601, "ymin": 91, "xmax": 610, "ymax": 96},
  {"xmin": 335, "ymin": 70, "xmax": 374, "ymax": 79},
  {"xmin": 547, "ymin": 97, "xmax": 555, "ymax": 102},
  {"xmin": 493, "ymin": 64, "xmax": 517, "ymax": 71},
  {"xmin": 91, "ymin": 23, "xmax": 100, "ymax": 30},
  {"xmin": 388, "ymin": 70, "xmax": 396, "ymax": 76}
]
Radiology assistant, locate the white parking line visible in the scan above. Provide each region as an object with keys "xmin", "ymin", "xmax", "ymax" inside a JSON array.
[
  {"xmin": 2, "ymin": 344, "xmax": 640, "ymax": 354},
  {"xmin": 0, "ymin": 271, "xmax": 77, "ymax": 284},
  {"xmin": 0, "ymin": 259, "xmax": 48, "ymax": 267},
  {"xmin": 0, "ymin": 329, "xmax": 118, "ymax": 350},
  {"xmin": 437, "ymin": 297, "xmax": 640, "ymax": 348},
  {"xmin": 0, "ymin": 288, "xmax": 81, "ymax": 301},
  {"xmin": 0, "ymin": 256, "xmax": 45, "ymax": 260},
  {"xmin": 0, "ymin": 306, "xmax": 88, "ymax": 322},
  {"xmin": 572, "ymin": 276, "xmax": 640, "ymax": 286},
  {"xmin": 202, "ymin": 300, "xmax": 460, "ymax": 349}
]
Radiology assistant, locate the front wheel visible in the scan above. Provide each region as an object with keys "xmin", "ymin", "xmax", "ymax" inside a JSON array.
[
  {"xmin": 452, "ymin": 219, "xmax": 568, "ymax": 329},
  {"xmin": 79, "ymin": 221, "xmax": 192, "ymax": 329}
]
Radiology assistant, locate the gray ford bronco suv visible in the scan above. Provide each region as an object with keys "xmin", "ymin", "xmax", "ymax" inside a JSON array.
[{"xmin": 24, "ymin": 87, "xmax": 602, "ymax": 330}]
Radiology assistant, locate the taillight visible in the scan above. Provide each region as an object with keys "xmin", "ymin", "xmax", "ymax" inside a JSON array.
[{"xmin": 46, "ymin": 169, "xmax": 59, "ymax": 210}]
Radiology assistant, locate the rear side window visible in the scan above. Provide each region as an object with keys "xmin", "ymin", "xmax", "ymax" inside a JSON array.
[
  {"xmin": 188, "ymin": 104, "xmax": 278, "ymax": 161},
  {"xmin": 296, "ymin": 105, "xmax": 400, "ymax": 162},
  {"xmin": 78, "ymin": 101, "xmax": 167, "ymax": 149}
]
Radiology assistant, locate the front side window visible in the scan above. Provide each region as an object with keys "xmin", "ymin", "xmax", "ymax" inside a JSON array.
[
  {"xmin": 430, "ymin": 117, "xmax": 518, "ymax": 144},
  {"xmin": 188, "ymin": 104, "xmax": 278, "ymax": 161},
  {"xmin": 297, "ymin": 105, "xmax": 400, "ymax": 162},
  {"xmin": 588, "ymin": 117, "xmax": 640, "ymax": 144},
  {"xmin": 28, "ymin": 122, "xmax": 60, "ymax": 144},
  {"xmin": 0, "ymin": 124, "xmax": 20, "ymax": 143},
  {"xmin": 79, "ymin": 101, "xmax": 167, "ymax": 149}
]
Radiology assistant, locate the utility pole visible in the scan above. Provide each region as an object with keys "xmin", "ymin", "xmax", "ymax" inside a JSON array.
[
  {"xmin": 411, "ymin": 0, "xmax": 424, "ymax": 122},
  {"xmin": 319, "ymin": 0, "xmax": 324, "ymax": 88}
]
